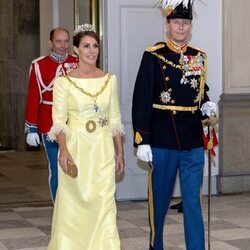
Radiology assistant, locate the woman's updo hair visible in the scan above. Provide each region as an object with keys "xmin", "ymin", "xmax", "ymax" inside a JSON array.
[{"xmin": 73, "ymin": 24, "xmax": 100, "ymax": 48}]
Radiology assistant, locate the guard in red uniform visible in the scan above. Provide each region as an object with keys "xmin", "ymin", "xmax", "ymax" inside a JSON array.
[{"xmin": 25, "ymin": 27, "xmax": 78, "ymax": 202}]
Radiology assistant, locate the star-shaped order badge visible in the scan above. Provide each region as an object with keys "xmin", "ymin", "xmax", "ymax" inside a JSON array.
[
  {"xmin": 160, "ymin": 91, "xmax": 171, "ymax": 104},
  {"xmin": 190, "ymin": 78, "xmax": 198, "ymax": 89}
]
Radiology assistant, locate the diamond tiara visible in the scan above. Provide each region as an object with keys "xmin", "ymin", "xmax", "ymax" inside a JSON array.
[{"xmin": 74, "ymin": 24, "xmax": 96, "ymax": 35}]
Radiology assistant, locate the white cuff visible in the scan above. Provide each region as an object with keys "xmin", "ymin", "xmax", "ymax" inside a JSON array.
[
  {"xmin": 47, "ymin": 124, "xmax": 70, "ymax": 142},
  {"xmin": 111, "ymin": 123, "xmax": 125, "ymax": 137}
]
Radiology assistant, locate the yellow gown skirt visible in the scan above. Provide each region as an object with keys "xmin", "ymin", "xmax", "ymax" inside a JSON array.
[{"xmin": 48, "ymin": 124, "xmax": 120, "ymax": 250}]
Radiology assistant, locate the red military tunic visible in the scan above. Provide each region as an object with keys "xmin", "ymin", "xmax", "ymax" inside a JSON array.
[{"xmin": 25, "ymin": 52, "xmax": 78, "ymax": 134}]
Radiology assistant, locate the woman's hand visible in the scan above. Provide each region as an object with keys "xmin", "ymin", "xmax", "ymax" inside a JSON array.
[
  {"xmin": 113, "ymin": 134, "xmax": 124, "ymax": 175},
  {"xmin": 56, "ymin": 131, "xmax": 74, "ymax": 174},
  {"xmin": 115, "ymin": 153, "xmax": 125, "ymax": 175},
  {"xmin": 58, "ymin": 149, "xmax": 74, "ymax": 174}
]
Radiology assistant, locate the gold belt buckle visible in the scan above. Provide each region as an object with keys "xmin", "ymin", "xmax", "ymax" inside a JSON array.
[{"xmin": 85, "ymin": 120, "xmax": 96, "ymax": 133}]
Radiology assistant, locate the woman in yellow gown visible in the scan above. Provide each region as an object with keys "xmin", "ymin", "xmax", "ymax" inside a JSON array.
[{"xmin": 48, "ymin": 24, "xmax": 124, "ymax": 250}]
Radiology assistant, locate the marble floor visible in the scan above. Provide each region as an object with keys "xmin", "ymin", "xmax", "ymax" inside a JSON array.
[{"xmin": 0, "ymin": 151, "xmax": 250, "ymax": 250}]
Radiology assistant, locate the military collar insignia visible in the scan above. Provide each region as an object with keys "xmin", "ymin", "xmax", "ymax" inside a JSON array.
[
  {"xmin": 167, "ymin": 39, "xmax": 187, "ymax": 54},
  {"xmin": 49, "ymin": 50, "xmax": 68, "ymax": 63}
]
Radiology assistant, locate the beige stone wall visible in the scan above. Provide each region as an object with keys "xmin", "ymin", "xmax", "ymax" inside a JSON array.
[
  {"xmin": 218, "ymin": 0, "xmax": 250, "ymax": 193},
  {"xmin": 223, "ymin": 0, "xmax": 250, "ymax": 93}
]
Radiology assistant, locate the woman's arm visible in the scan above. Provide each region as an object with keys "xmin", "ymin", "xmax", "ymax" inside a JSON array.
[
  {"xmin": 57, "ymin": 131, "xmax": 74, "ymax": 173},
  {"xmin": 114, "ymin": 134, "xmax": 124, "ymax": 175},
  {"xmin": 109, "ymin": 75, "xmax": 125, "ymax": 174}
]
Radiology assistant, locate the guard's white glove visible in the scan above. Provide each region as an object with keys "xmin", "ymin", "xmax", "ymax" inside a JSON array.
[
  {"xmin": 26, "ymin": 133, "xmax": 40, "ymax": 146},
  {"xmin": 137, "ymin": 144, "xmax": 153, "ymax": 162},
  {"xmin": 200, "ymin": 101, "xmax": 218, "ymax": 117}
]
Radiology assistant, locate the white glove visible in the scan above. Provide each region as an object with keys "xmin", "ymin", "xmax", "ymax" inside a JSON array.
[
  {"xmin": 200, "ymin": 101, "xmax": 218, "ymax": 117},
  {"xmin": 137, "ymin": 144, "xmax": 153, "ymax": 162},
  {"xmin": 26, "ymin": 133, "xmax": 40, "ymax": 146}
]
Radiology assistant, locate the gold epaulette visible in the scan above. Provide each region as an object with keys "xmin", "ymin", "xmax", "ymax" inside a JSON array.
[
  {"xmin": 189, "ymin": 45, "xmax": 206, "ymax": 55},
  {"xmin": 146, "ymin": 43, "xmax": 165, "ymax": 52}
]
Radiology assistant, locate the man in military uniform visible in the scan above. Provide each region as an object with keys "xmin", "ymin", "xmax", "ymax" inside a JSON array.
[
  {"xmin": 132, "ymin": 1, "xmax": 216, "ymax": 249},
  {"xmin": 25, "ymin": 27, "xmax": 78, "ymax": 202}
]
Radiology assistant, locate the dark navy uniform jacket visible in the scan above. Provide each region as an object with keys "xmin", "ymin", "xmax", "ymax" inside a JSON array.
[{"xmin": 132, "ymin": 40, "xmax": 209, "ymax": 150}]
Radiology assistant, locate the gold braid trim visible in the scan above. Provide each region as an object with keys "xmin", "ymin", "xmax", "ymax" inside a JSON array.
[
  {"xmin": 64, "ymin": 73, "xmax": 112, "ymax": 102},
  {"xmin": 151, "ymin": 52, "xmax": 183, "ymax": 71},
  {"xmin": 148, "ymin": 165, "xmax": 155, "ymax": 246},
  {"xmin": 152, "ymin": 104, "xmax": 198, "ymax": 112},
  {"xmin": 199, "ymin": 53, "xmax": 207, "ymax": 107}
]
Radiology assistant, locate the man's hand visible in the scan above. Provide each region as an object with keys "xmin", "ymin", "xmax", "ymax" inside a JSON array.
[
  {"xmin": 26, "ymin": 133, "xmax": 40, "ymax": 146},
  {"xmin": 208, "ymin": 113, "xmax": 218, "ymax": 126},
  {"xmin": 137, "ymin": 144, "xmax": 153, "ymax": 162}
]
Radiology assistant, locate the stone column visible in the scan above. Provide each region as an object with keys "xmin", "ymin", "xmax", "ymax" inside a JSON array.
[
  {"xmin": 218, "ymin": 0, "xmax": 250, "ymax": 193},
  {"xmin": 0, "ymin": 0, "xmax": 39, "ymax": 150}
]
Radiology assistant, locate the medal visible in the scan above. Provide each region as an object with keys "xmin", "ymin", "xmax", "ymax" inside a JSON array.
[
  {"xmin": 160, "ymin": 91, "xmax": 171, "ymax": 104},
  {"xmin": 93, "ymin": 102, "xmax": 101, "ymax": 113}
]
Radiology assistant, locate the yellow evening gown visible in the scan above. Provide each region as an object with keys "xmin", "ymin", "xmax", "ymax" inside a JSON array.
[{"xmin": 47, "ymin": 73, "xmax": 123, "ymax": 250}]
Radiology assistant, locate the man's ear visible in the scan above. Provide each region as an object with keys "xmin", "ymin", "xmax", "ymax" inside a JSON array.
[
  {"xmin": 189, "ymin": 22, "xmax": 193, "ymax": 32},
  {"xmin": 166, "ymin": 19, "xmax": 170, "ymax": 31},
  {"xmin": 48, "ymin": 40, "xmax": 53, "ymax": 49},
  {"xmin": 166, "ymin": 20, "xmax": 170, "ymax": 36}
]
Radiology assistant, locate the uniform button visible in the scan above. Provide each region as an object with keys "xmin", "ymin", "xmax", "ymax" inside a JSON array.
[
  {"xmin": 163, "ymin": 65, "xmax": 166, "ymax": 70},
  {"xmin": 168, "ymin": 88, "xmax": 172, "ymax": 92},
  {"xmin": 171, "ymin": 99, "xmax": 175, "ymax": 104},
  {"xmin": 173, "ymin": 111, "xmax": 177, "ymax": 115},
  {"xmin": 165, "ymin": 76, "xmax": 169, "ymax": 81}
]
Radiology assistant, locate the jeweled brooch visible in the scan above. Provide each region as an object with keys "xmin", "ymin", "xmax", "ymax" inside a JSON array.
[{"xmin": 98, "ymin": 117, "xmax": 108, "ymax": 127}]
